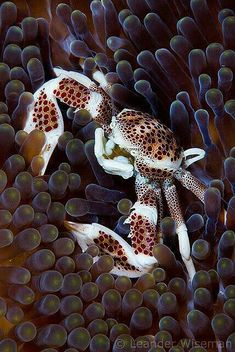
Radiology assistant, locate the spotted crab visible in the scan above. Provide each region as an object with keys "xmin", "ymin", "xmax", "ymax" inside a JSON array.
[{"xmin": 24, "ymin": 68, "xmax": 207, "ymax": 280}]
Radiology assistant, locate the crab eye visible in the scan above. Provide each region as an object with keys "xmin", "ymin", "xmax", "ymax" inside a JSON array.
[
  {"xmin": 110, "ymin": 116, "xmax": 116, "ymax": 129},
  {"xmin": 130, "ymin": 150, "xmax": 138, "ymax": 157}
]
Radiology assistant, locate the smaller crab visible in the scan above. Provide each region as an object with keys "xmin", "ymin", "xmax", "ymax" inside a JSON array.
[{"xmin": 24, "ymin": 68, "xmax": 207, "ymax": 280}]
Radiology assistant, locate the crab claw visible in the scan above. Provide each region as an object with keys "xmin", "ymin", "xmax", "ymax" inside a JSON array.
[
  {"xmin": 94, "ymin": 128, "xmax": 134, "ymax": 179},
  {"xmin": 64, "ymin": 220, "xmax": 156, "ymax": 278},
  {"xmin": 23, "ymin": 69, "xmax": 116, "ymax": 175},
  {"xmin": 64, "ymin": 175, "xmax": 162, "ymax": 278},
  {"xmin": 24, "ymin": 78, "xmax": 64, "ymax": 175}
]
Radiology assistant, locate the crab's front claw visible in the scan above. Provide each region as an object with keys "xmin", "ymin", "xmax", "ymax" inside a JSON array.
[
  {"xmin": 64, "ymin": 175, "xmax": 163, "ymax": 278},
  {"xmin": 23, "ymin": 68, "xmax": 116, "ymax": 175},
  {"xmin": 64, "ymin": 220, "xmax": 156, "ymax": 278},
  {"xmin": 94, "ymin": 128, "xmax": 134, "ymax": 179},
  {"xmin": 23, "ymin": 78, "xmax": 65, "ymax": 175}
]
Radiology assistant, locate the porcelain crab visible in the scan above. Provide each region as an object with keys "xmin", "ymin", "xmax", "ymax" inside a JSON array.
[{"xmin": 24, "ymin": 68, "xmax": 207, "ymax": 280}]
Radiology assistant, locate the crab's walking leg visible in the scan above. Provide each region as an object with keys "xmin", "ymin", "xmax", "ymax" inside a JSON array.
[
  {"xmin": 155, "ymin": 184, "xmax": 164, "ymax": 244},
  {"xmin": 174, "ymin": 168, "xmax": 207, "ymax": 203},
  {"xmin": 162, "ymin": 178, "xmax": 196, "ymax": 280},
  {"xmin": 175, "ymin": 167, "xmax": 227, "ymax": 225}
]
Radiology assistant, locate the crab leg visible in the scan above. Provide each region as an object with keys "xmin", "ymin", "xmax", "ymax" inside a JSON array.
[
  {"xmin": 182, "ymin": 148, "xmax": 205, "ymax": 168},
  {"xmin": 155, "ymin": 183, "xmax": 164, "ymax": 243},
  {"xmin": 174, "ymin": 168, "xmax": 207, "ymax": 203},
  {"xmin": 162, "ymin": 178, "xmax": 196, "ymax": 280}
]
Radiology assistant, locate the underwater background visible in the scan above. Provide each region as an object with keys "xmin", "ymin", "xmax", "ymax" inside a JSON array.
[{"xmin": 0, "ymin": 0, "xmax": 235, "ymax": 351}]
